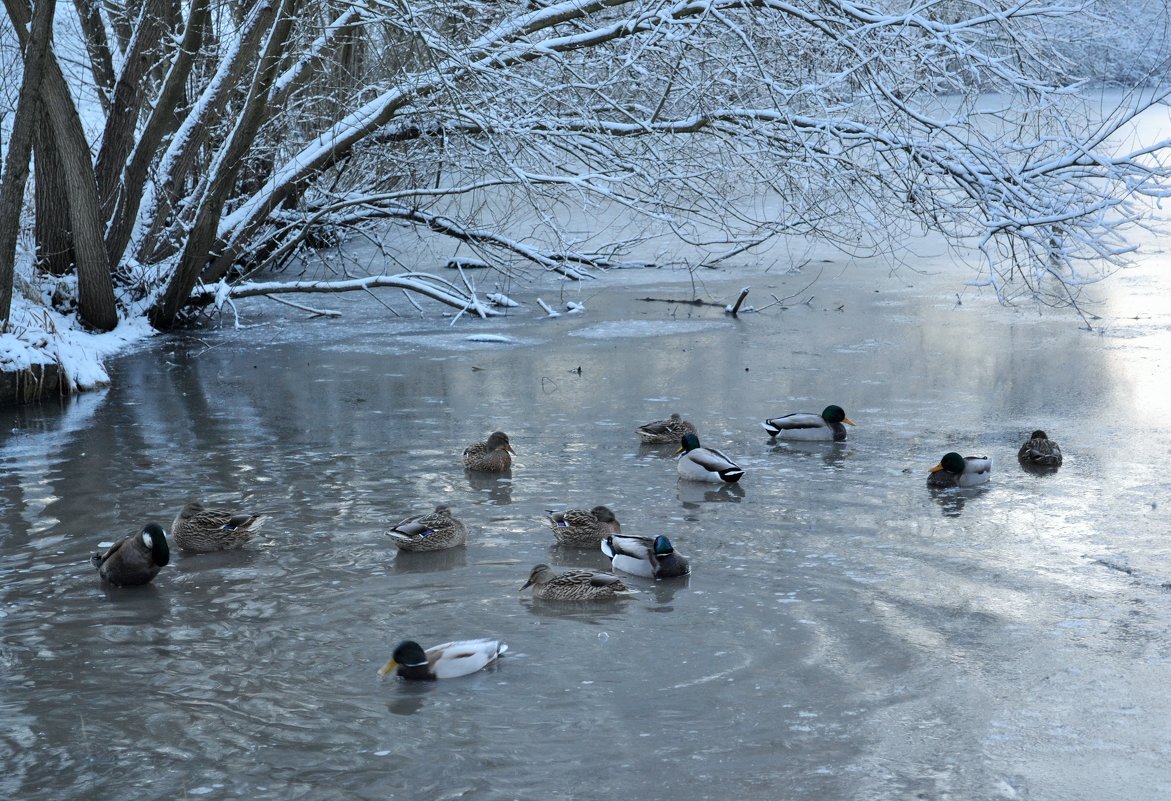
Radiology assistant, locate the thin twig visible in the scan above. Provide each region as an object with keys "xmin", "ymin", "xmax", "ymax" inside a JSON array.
[{"xmin": 264, "ymin": 294, "xmax": 342, "ymax": 317}]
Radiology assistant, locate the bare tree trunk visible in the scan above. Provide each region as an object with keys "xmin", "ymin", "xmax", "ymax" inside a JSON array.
[
  {"xmin": 136, "ymin": 0, "xmax": 278, "ymax": 264},
  {"xmin": 104, "ymin": 0, "xmax": 211, "ymax": 268},
  {"xmin": 149, "ymin": 0, "xmax": 297, "ymax": 330},
  {"xmin": 5, "ymin": 0, "xmax": 118, "ymax": 330},
  {"xmin": 0, "ymin": 0, "xmax": 56, "ymax": 324},
  {"xmin": 93, "ymin": 0, "xmax": 168, "ymax": 230},
  {"xmin": 34, "ymin": 113, "xmax": 75, "ymax": 276}
]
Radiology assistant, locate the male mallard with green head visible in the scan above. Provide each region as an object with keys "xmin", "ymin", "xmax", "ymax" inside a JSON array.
[
  {"xmin": 378, "ymin": 639, "xmax": 507, "ymax": 680},
  {"xmin": 676, "ymin": 432, "xmax": 744, "ymax": 483},
  {"xmin": 762, "ymin": 405, "xmax": 856, "ymax": 441},
  {"xmin": 928, "ymin": 452, "xmax": 992, "ymax": 487},
  {"xmin": 601, "ymin": 534, "xmax": 690, "ymax": 578}
]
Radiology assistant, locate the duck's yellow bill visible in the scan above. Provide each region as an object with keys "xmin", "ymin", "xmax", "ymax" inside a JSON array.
[
  {"xmin": 929, "ymin": 464, "xmax": 944, "ymax": 473},
  {"xmin": 844, "ymin": 417, "xmax": 857, "ymax": 426},
  {"xmin": 377, "ymin": 659, "xmax": 398, "ymax": 677}
]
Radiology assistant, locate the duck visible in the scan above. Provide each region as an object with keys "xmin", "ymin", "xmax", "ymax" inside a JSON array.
[
  {"xmin": 762, "ymin": 405, "xmax": 856, "ymax": 441},
  {"xmin": 676, "ymin": 432, "xmax": 744, "ymax": 483},
  {"xmin": 601, "ymin": 534, "xmax": 690, "ymax": 578},
  {"xmin": 92, "ymin": 523, "xmax": 170, "ymax": 586},
  {"xmin": 1018, "ymin": 430, "xmax": 1063, "ymax": 467},
  {"xmin": 386, "ymin": 505, "xmax": 468, "ymax": 552},
  {"xmin": 636, "ymin": 413, "xmax": 697, "ymax": 444},
  {"xmin": 170, "ymin": 501, "xmax": 269, "ymax": 552},
  {"xmin": 545, "ymin": 505, "xmax": 621, "ymax": 548},
  {"xmin": 927, "ymin": 452, "xmax": 992, "ymax": 487},
  {"xmin": 462, "ymin": 431, "xmax": 515, "ymax": 472},
  {"xmin": 520, "ymin": 563, "xmax": 636, "ymax": 601},
  {"xmin": 377, "ymin": 639, "xmax": 507, "ymax": 680}
]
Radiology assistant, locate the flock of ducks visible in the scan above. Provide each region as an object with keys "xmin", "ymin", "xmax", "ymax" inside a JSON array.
[{"xmin": 89, "ymin": 412, "xmax": 1064, "ymax": 681}]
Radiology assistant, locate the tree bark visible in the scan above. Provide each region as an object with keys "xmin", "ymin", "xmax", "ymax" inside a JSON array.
[
  {"xmin": 0, "ymin": 0, "xmax": 56, "ymax": 324},
  {"xmin": 34, "ymin": 112, "xmax": 75, "ymax": 276}
]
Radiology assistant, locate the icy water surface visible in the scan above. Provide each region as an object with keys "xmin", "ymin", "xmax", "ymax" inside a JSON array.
[{"xmin": 2, "ymin": 259, "xmax": 1171, "ymax": 801}]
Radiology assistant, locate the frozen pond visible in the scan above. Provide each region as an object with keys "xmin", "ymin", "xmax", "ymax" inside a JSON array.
[{"xmin": 2, "ymin": 250, "xmax": 1171, "ymax": 801}]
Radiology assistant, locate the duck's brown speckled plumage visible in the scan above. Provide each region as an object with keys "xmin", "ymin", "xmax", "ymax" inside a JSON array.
[
  {"xmin": 520, "ymin": 563, "xmax": 635, "ymax": 601},
  {"xmin": 545, "ymin": 505, "xmax": 621, "ymax": 548},
  {"xmin": 1018, "ymin": 430, "xmax": 1063, "ymax": 467},
  {"xmin": 386, "ymin": 505, "xmax": 468, "ymax": 552},
  {"xmin": 171, "ymin": 501, "xmax": 269, "ymax": 552},
  {"xmin": 462, "ymin": 431, "xmax": 515, "ymax": 472},
  {"xmin": 636, "ymin": 413, "xmax": 697, "ymax": 445}
]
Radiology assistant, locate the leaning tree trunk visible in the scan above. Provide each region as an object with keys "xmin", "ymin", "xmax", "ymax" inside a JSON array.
[{"xmin": 0, "ymin": 0, "xmax": 56, "ymax": 324}]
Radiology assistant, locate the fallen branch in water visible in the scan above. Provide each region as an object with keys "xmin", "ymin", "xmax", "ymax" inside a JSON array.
[
  {"xmin": 197, "ymin": 273, "xmax": 502, "ymax": 318},
  {"xmin": 637, "ymin": 296, "xmax": 725, "ymax": 307}
]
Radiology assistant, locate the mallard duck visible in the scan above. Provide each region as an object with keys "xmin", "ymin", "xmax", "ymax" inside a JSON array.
[
  {"xmin": 462, "ymin": 431, "xmax": 515, "ymax": 472},
  {"xmin": 520, "ymin": 563, "xmax": 635, "ymax": 601},
  {"xmin": 601, "ymin": 534, "xmax": 690, "ymax": 578},
  {"xmin": 1018, "ymin": 430, "xmax": 1063, "ymax": 467},
  {"xmin": 676, "ymin": 432, "xmax": 744, "ymax": 483},
  {"xmin": 92, "ymin": 524, "xmax": 170, "ymax": 586},
  {"xmin": 545, "ymin": 505, "xmax": 621, "ymax": 548},
  {"xmin": 928, "ymin": 452, "xmax": 992, "ymax": 487},
  {"xmin": 762, "ymin": 405, "xmax": 856, "ymax": 441},
  {"xmin": 386, "ymin": 505, "xmax": 468, "ymax": 552},
  {"xmin": 637, "ymin": 413, "xmax": 697, "ymax": 444},
  {"xmin": 377, "ymin": 639, "xmax": 507, "ymax": 680},
  {"xmin": 170, "ymin": 501, "xmax": 269, "ymax": 552}
]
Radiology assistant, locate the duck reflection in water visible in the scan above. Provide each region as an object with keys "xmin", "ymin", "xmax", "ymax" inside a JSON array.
[
  {"xmin": 677, "ymin": 481, "xmax": 745, "ymax": 508},
  {"xmin": 769, "ymin": 440, "xmax": 854, "ymax": 470},
  {"xmin": 97, "ymin": 582, "xmax": 170, "ymax": 620},
  {"xmin": 929, "ymin": 485, "xmax": 989, "ymax": 518},
  {"xmin": 390, "ymin": 546, "xmax": 468, "ymax": 574},
  {"xmin": 547, "ymin": 544, "xmax": 611, "ymax": 570},
  {"xmin": 465, "ymin": 470, "xmax": 513, "ymax": 505},
  {"xmin": 386, "ymin": 687, "xmax": 430, "ymax": 717}
]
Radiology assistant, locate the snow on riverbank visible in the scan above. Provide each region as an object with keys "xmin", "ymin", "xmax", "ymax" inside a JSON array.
[{"xmin": 0, "ymin": 262, "xmax": 156, "ymax": 396}]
